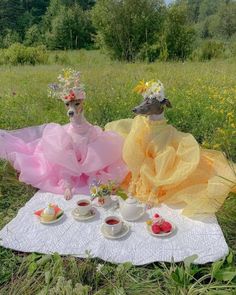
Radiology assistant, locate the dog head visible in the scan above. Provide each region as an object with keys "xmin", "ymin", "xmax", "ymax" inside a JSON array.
[
  {"xmin": 64, "ymin": 99, "xmax": 84, "ymax": 118},
  {"xmin": 133, "ymin": 96, "xmax": 172, "ymax": 116},
  {"xmin": 132, "ymin": 80, "xmax": 172, "ymax": 116}
]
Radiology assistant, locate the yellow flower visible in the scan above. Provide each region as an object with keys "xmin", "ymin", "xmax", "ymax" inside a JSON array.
[
  {"xmin": 63, "ymin": 69, "xmax": 71, "ymax": 79},
  {"xmin": 146, "ymin": 219, "xmax": 153, "ymax": 226},
  {"xmin": 133, "ymin": 79, "xmax": 154, "ymax": 94},
  {"xmin": 90, "ymin": 186, "xmax": 98, "ymax": 197},
  {"xmin": 133, "ymin": 80, "xmax": 148, "ymax": 94}
]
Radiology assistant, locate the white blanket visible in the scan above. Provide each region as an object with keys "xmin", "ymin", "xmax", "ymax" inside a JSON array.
[{"xmin": 0, "ymin": 191, "xmax": 228, "ymax": 265}]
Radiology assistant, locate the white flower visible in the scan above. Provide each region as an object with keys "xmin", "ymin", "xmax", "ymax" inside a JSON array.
[
  {"xmin": 96, "ymin": 263, "xmax": 104, "ymax": 273},
  {"xmin": 142, "ymin": 80, "xmax": 165, "ymax": 102}
]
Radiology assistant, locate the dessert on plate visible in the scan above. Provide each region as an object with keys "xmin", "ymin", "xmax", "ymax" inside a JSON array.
[
  {"xmin": 146, "ymin": 213, "xmax": 174, "ymax": 235},
  {"xmin": 34, "ymin": 203, "xmax": 64, "ymax": 223}
]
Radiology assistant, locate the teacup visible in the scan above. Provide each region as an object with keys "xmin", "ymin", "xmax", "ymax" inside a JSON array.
[
  {"xmin": 76, "ymin": 199, "xmax": 92, "ymax": 216},
  {"xmin": 103, "ymin": 216, "xmax": 123, "ymax": 236}
]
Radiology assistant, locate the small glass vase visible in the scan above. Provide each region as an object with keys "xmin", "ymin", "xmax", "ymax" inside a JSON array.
[{"xmin": 98, "ymin": 195, "xmax": 112, "ymax": 206}]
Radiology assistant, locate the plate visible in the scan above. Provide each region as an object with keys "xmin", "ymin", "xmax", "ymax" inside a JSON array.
[
  {"xmin": 146, "ymin": 223, "xmax": 176, "ymax": 237},
  {"xmin": 101, "ymin": 223, "xmax": 130, "ymax": 240},
  {"xmin": 72, "ymin": 208, "xmax": 96, "ymax": 221},
  {"xmin": 39, "ymin": 212, "xmax": 64, "ymax": 224}
]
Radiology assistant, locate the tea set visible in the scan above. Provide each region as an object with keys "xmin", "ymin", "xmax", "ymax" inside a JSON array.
[{"xmin": 34, "ymin": 195, "xmax": 175, "ymax": 240}]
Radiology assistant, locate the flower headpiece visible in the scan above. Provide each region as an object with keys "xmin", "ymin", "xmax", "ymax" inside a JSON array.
[
  {"xmin": 49, "ymin": 68, "xmax": 86, "ymax": 102},
  {"xmin": 134, "ymin": 79, "xmax": 165, "ymax": 102}
]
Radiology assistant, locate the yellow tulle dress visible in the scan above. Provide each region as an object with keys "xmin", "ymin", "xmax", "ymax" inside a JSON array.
[{"xmin": 105, "ymin": 115, "xmax": 236, "ymax": 217}]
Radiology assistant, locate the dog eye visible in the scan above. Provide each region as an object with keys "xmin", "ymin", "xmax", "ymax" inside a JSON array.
[
  {"xmin": 65, "ymin": 102, "xmax": 69, "ymax": 107},
  {"xmin": 75, "ymin": 102, "xmax": 80, "ymax": 106}
]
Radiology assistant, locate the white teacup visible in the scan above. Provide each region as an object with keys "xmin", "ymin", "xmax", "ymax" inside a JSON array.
[
  {"xmin": 76, "ymin": 199, "xmax": 92, "ymax": 216},
  {"xmin": 103, "ymin": 216, "xmax": 123, "ymax": 236}
]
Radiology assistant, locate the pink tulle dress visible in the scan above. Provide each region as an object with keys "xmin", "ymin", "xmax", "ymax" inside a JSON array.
[{"xmin": 0, "ymin": 119, "xmax": 128, "ymax": 194}]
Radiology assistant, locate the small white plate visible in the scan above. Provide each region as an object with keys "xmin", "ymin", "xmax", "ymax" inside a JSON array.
[
  {"xmin": 147, "ymin": 223, "xmax": 176, "ymax": 237},
  {"xmin": 72, "ymin": 208, "xmax": 96, "ymax": 221},
  {"xmin": 39, "ymin": 213, "xmax": 64, "ymax": 224},
  {"xmin": 101, "ymin": 223, "xmax": 130, "ymax": 240}
]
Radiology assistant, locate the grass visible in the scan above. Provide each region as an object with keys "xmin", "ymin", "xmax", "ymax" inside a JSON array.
[{"xmin": 0, "ymin": 50, "xmax": 236, "ymax": 294}]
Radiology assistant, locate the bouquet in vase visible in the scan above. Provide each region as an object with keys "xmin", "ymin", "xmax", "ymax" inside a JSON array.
[{"xmin": 89, "ymin": 180, "xmax": 116, "ymax": 206}]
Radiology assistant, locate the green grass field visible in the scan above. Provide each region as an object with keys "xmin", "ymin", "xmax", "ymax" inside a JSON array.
[{"xmin": 0, "ymin": 50, "xmax": 236, "ymax": 294}]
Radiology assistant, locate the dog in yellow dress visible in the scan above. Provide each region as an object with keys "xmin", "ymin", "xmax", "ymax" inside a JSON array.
[{"xmin": 105, "ymin": 80, "xmax": 236, "ymax": 217}]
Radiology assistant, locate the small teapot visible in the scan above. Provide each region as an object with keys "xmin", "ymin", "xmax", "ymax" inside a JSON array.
[{"xmin": 118, "ymin": 195, "xmax": 146, "ymax": 221}]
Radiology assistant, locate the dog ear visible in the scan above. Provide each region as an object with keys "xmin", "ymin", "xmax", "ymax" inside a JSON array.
[{"xmin": 162, "ymin": 98, "xmax": 172, "ymax": 108}]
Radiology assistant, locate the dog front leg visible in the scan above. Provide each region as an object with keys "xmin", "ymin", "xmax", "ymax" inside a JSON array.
[
  {"xmin": 60, "ymin": 178, "xmax": 73, "ymax": 200},
  {"xmin": 64, "ymin": 187, "xmax": 73, "ymax": 200}
]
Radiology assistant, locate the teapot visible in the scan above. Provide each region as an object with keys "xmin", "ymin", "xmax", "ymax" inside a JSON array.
[{"xmin": 117, "ymin": 195, "xmax": 146, "ymax": 221}]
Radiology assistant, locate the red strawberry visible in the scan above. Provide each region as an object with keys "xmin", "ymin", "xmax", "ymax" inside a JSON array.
[
  {"xmin": 154, "ymin": 213, "xmax": 160, "ymax": 218},
  {"xmin": 151, "ymin": 223, "xmax": 161, "ymax": 234},
  {"xmin": 160, "ymin": 221, "xmax": 172, "ymax": 233}
]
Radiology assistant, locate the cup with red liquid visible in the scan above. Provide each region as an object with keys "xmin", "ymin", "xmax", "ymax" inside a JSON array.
[
  {"xmin": 77, "ymin": 199, "xmax": 92, "ymax": 216},
  {"xmin": 103, "ymin": 216, "xmax": 123, "ymax": 236}
]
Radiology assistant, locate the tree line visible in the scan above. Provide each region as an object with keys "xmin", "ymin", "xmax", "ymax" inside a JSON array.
[{"xmin": 0, "ymin": 0, "xmax": 235, "ymax": 61}]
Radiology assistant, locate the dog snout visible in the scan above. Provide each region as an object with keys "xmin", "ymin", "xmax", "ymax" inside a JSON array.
[
  {"xmin": 132, "ymin": 107, "xmax": 138, "ymax": 113},
  {"xmin": 68, "ymin": 111, "xmax": 74, "ymax": 117}
]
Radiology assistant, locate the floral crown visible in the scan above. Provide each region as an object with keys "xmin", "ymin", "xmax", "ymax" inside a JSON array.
[
  {"xmin": 49, "ymin": 68, "xmax": 86, "ymax": 103},
  {"xmin": 133, "ymin": 79, "xmax": 165, "ymax": 102}
]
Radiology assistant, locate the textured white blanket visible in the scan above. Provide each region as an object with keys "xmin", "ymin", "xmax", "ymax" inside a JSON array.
[{"xmin": 0, "ymin": 191, "xmax": 228, "ymax": 265}]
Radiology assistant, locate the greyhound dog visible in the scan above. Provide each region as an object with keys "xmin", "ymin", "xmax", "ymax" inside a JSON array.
[
  {"xmin": 63, "ymin": 98, "xmax": 85, "ymax": 200},
  {"xmin": 132, "ymin": 89, "xmax": 172, "ymax": 119}
]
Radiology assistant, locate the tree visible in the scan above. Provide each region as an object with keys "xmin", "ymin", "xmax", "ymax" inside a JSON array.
[
  {"xmin": 200, "ymin": 14, "xmax": 220, "ymax": 39},
  {"xmin": 92, "ymin": 0, "xmax": 166, "ymax": 61},
  {"xmin": 198, "ymin": 0, "xmax": 221, "ymax": 21},
  {"xmin": 2, "ymin": 29, "xmax": 20, "ymax": 48},
  {"xmin": 0, "ymin": 0, "xmax": 24, "ymax": 33},
  {"xmin": 61, "ymin": 0, "xmax": 95, "ymax": 9},
  {"xmin": 218, "ymin": 1, "xmax": 236, "ymax": 39},
  {"xmin": 24, "ymin": 24, "xmax": 43, "ymax": 46},
  {"xmin": 44, "ymin": 3, "xmax": 94, "ymax": 49},
  {"xmin": 21, "ymin": 0, "xmax": 50, "ymax": 21},
  {"xmin": 164, "ymin": 4, "xmax": 196, "ymax": 60},
  {"xmin": 175, "ymin": 0, "xmax": 201, "ymax": 23}
]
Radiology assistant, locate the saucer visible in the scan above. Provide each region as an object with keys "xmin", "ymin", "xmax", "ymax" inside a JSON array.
[
  {"xmin": 146, "ymin": 223, "xmax": 176, "ymax": 237},
  {"xmin": 72, "ymin": 208, "xmax": 96, "ymax": 221},
  {"xmin": 101, "ymin": 223, "xmax": 130, "ymax": 240},
  {"xmin": 39, "ymin": 213, "xmax": 64, "ymax": 224}
]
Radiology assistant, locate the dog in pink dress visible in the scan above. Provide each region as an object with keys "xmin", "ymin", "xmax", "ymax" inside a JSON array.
[{"xmin": 0, "ymin": 69, "xmax": 128, "ymax": 199}]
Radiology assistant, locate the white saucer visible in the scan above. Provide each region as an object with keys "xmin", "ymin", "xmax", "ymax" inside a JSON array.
[
  {"xmin": 147, "ymin": 223, "xmax": 176, "ymax": 237},
  {"xmin": 72, "ymin": 208, "xmax": 96, "ymax": 221},
  {"xmin": 39, "ymin": 213, "xmax": 64, "ymax": 224},
  {"xmin": 101, "ymin": 223, "xmax": 130, "ymax": 240}
]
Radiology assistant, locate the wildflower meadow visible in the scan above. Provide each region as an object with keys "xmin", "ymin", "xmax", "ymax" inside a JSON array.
[{"xmin": 0, "ymin": 50, "xmax": 236, "ymax": 294}]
